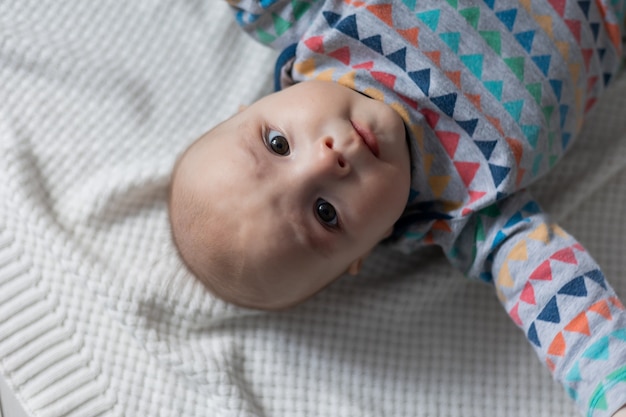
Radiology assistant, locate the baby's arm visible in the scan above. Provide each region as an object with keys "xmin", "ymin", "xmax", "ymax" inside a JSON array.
[{"xmin": 447, "ymin": 189, "xmax": 626, "ymax": 416}]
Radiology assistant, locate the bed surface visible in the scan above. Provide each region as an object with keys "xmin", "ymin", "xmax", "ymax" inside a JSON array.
[{"xmin": 1, "ymin": 1, "xmax": 625, "ymax": 416}]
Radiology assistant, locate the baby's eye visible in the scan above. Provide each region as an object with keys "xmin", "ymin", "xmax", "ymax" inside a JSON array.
[
  {"xmin": 265, "ymin": 129, "xmax": 290, "ymax": 156},
  {"xmin": 315, "ymin": 198, "xmax": 338, "ymax": 228}
]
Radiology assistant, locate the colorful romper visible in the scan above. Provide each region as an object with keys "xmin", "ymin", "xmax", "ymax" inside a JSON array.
[{"xmin": 227, "ymin": 0, "xmax": 626, "ymax": 415}]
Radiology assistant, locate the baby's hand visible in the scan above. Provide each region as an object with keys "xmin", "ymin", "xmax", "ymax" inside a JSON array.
[{"xmin": 613, "ymin": 406, "xmax": 626, "ymax": 417}]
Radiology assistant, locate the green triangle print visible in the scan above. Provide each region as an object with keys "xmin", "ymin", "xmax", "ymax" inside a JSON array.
[
  {"xmin": 504, "ymin": 56, "xmax": 525, "ymax": 82},
  {"xmin": 459, "ymin": 7, "xmax": 480, "ymax": 29},
  {"xmin": 480, "ymin": 31, "xmax": 502, "ymax": 55},
  {"xmin": 440, "ymin": 32, "xmax": 460, "ymax": 53},
  {"xmin": 446, "ymin": 0, "xmax": 458, "ymax": 9},
  {"xmin": 256, "ymin": 28, "xmax": 276, "ymax": 44},
  {"xmin": 291, "ymin": 0, "xmax": 311, "ymax": 20},
  {"xmin": 484, "ymin": 80, "xmax": 503, "ymax": 101},
  {"xmin": 272, "ymin": 13, "xmax": 292, "ymax": 36},
  {"xmin": 526, "ymin": 83, "xmax": 542, "ymax": 105},
  {"xmin": 402, "ymin": 0, "xmax": 417, "ymax": 10},
  {"xmin": 417, "ymin": 10, "xmax": 441, "ymax": 32},
  {"xmin": 590, "ymin": 384, "xmax": 609, "ymax": 411}
]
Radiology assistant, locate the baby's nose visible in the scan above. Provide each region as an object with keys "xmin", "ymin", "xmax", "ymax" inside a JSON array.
[{"xmin": 317, "ymin": 137, "xmax": 350, "ymax": 177}]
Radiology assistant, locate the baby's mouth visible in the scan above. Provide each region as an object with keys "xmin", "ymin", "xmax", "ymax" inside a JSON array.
[{"xmin": 350, "ymin": 120, "xmax": 380, "ymax": 158}]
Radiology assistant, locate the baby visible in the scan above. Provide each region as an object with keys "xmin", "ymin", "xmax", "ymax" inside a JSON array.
[{"xmin": 169, "ymin": 0, "xmax": 626, "ymax": 416}]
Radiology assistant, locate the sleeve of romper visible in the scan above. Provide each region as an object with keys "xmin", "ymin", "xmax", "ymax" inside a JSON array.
[
  {"xmin": 449, "ymin": 189, "xmax": 626, "ymax": 417},
  {"xmin": 225, "ymin": 0, "xmax": 321, "ymax": 50}
]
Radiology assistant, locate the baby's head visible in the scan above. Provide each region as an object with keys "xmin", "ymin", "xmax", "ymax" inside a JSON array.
[{"xmin": 169, "ymin": 80, "xmax": 411, "ymax": 310}]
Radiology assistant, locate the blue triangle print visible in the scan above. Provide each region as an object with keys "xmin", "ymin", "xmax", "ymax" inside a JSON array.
[
  {"xmin": 496, "ymin": 191, "xmax": 508, "ymax": 201},
  {"xmin": 585, "ymin": 269, "xmax": 607, "ymax": 289},
  {"xmin": 599, "ymin": 48, "xmax": 607, "ymax": 61},
  {"xmin": 386, "ymin": 47, "xmax": 407, "ymax": 70},
  {"xmin": 457, "ymin": 118, "xmax": 478, "ymax": 136},
  {"xmin": 484, "ymin": 80, "xmax": 503, "ymax": 101},
  {"xmin": 521, "ymin": 200, "xmax": 541, "ymax": 214},
  {"xmin": 578, "ymin": 0, "xmax": 591, "ymax": 17},
  {"xmin": 528, "ymin": 322, "xmax": 541, "ymax": 347},
  {"xmin": 549, "ymin": 79, "xmax": 562, "ymax": 101},
  {"xmin": 484, "ymin": 0, "xmax": 495, "ymax": 9},
  {"xmin": 323, "ymin": 11, "xmax": 341, "ymax": 27},
  {"xmin": 566, "ymin": 362, "xmax": 582, "ymax": 382},
  {"xmin": 409, "ymin": 188, "xmax": 420, "ymax": 201},
  {"xmin": 504, "ymin": 211, "xmax": 527, "ymax": 228},
  {"xmin": 417, "ymin": 9, "xmax": 441, "ymax": 32},
  {"xmin": 496, "ymin": 9, "xmax": 517, "ymax": 31},
  {"xmin": 260, "ymin": 0, "xmax": 279, "ymax": 7},
  {"xmin": 521, "ymin": 125, "xmax": 540, "ymax": 148},
  {"xmin": 604, "ymin": 72, "xmax": 612, "ymax": 86},
  {"xmin": 475, "ymin": 140, "xmax": 497, "ymax": 160},
  {"xmin": 504, "ymin": 100, "xmax": 524, "ymax": 122},
  {"xmin": 531, "ymin": 55, "xmax": 551, "ymax": 76},
  {"xmin": 479, "ymin": 272, "xmax": 493, "ymax": 283},
  {"xmin": 460, "ymin": 54, "xmax": 484, "ymax": 79},
  {"xmin": 409, "ymin": 68, "xmax": 431, "ymax": 95},
  {"xmin": 431, "ymin": 93, "xmax": 457, "ymax": 117},
  {"xmin": 336, "ymin": 14, "xmax": 360, "ymax": 39},
  {"xmin": 559, "ymin": 104, "xmax": 569, "ymax": 129},
  {"xmin": 440, "ymin": 32, "xmax": 460, "ymax": 54},
  {"xmin": 562, "ymin": 132, "xmax": 571, "ymax": 150},
  {"xmin": 362, "ymin": 35, "xmax": 383, "ymax": 54},
  {"xmin": 488, "ymin": 163, "xmax": 510, "ymax": 187},
  {"xmin": 515, "ymin": 30, "xmax": 535, "ymax": 53},
  {"xmin": 583, "ymin": 336, "xmax": 610, "ymax": 361},
  {"xmin": 491, "ymin": 230, "xmax": 507, "ymax": 250},
  {"xmin": 558, "ymin": 276, "xmax": 588, "ymax": 297},
  {"xmin": 537, "ymin": 296, "xmax": 561, "ymax": 323},
  {"xmin": 590, "ymin": 22, "xmax": 600, "ymax": 41}
]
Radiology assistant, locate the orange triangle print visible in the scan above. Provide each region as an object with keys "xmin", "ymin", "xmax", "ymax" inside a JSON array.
[
  {"xmin": 589, "ymin": 300, "xmax": 612, "ymax": 320},
  {"xmin": 398, "ymin": 27, "xmax": 419, "ymax": 47},
  {"xmin": 425, "ymin": 50, "xmax": 441, "ymax": 66},
  {"xmin": 564, "ymin": 311, "xmax": 591, "ymax": 336},
  {"xmin": 466, "ymin": 93, "xmax": 481, "ymax": 110},
  {"xmin": 432, "ymin": 219, "xmax": 452, "ymax": 232},
  {"xmin": 367, "ymin": 4, "xmax": 394, "ymax": 26},
  {"xmin": 446, "ymin": 71, "xmax": 462, "ymax": 88},
  {"xmin": 548, "ymin": 332, "xmax": 566, "ymax": 357}
]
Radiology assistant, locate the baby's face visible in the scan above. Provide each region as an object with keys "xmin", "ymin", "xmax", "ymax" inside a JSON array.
[{"xmin": 171, "ymin": 80, "xmax": 411, "ymax": 310}]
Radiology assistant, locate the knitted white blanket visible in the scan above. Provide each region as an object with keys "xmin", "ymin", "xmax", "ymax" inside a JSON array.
[{"xmin": 1, "ymin": 1, "xmax": 625, "ymax": 416}]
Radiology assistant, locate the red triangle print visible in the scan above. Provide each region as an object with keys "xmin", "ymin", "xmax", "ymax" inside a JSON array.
[
  {"xmin": 587, "ymin": 76, "xmax": 598, "ymax": 93},
  {"xmin": 329, "ymin": 46, "xmax": 351, "ymax": 65},
  {"xmin": 353, "ymin": 61, "xmax": 374, "ymax": 69},
  {"xmin": 582, "ymin": 48, "xmax": 593, "ymax": 71},
  {"xmin": 425, "ymin": 50, "xmax": 441, "ymax": 67},
  {"xmin": 529, "ymin": 260, "xmax": 553, "ymax": 281},
  {"xmin": 565, "ymin": 19, "xmax": 582, "ymax": 44},
  {"xmin": 436, "ymin": 131, "xmax": 460, "ymax": 158},
  {"xmin": 516, "ymin": 168, "xmax": 525, "ymax": 188},
  {"xmin": 432, "ymin": 219, "xmax": 452, "ymax": 232},
  {"xmin": 398, "ymin": 27, "xmax": 419, "ymax": 47},
  {"xmin": 421, "ymin": 108, "xmax": 440, "ymax": 128},
  {"xmin": 468, "ymin": 190, "xmax": 487, "ymax": 204},
  {"xmin": 573, "ymin": 243, "xmax": 585, "ymax": 252},
  {"xmin": 366, "ymin": 4, "xmax": 394, "ymax": 26},
  {"xmin": 509, "ymin": 302, "xmax": 523, "ymax": 326},
  {"xmin": 548, "ymin": 0, "xmax": 566, "ymax": 16},
  {"xmin": 550, "ymin": 247, "xmax": 577, "ymax": 264},
  {"xmin": 371, "ymin": 71, "xmax": 397, "ymax": 89},
  {"xmin": 454, "ymin": 161, "xmax": 480, "ymax": 187},
  {"xmin": 398, "ymin": 93, "xmax": 418, "ymax": 109},
  {"xmin": 520, "ymin": 281, "xmax": 536, "ymax": 305},
  {"xmin": 304, "ymin": 36, "xmax": 325, "ymax": 53},
  {"xmin": 585, "ymin": 97, "xmax": 597, "ymax": 113}
]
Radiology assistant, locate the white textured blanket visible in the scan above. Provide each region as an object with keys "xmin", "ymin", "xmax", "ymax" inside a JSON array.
[{"xmin": 1, "ymin": 1, "xmax": 625, "ymax": 416}]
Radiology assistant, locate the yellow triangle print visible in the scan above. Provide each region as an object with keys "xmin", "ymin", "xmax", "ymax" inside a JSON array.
[
  {"xmin": 534, "ymin": 14, "xmax": 554, "ymax": 38},
  {"xmin": 363, "ymin": 87, "xmax": 385, "ymax": 101},
  {"xmin": 497, "ymin": 262, "xmax": 515, "ymax": 288},
  {"xmin": 551, "ymin": 224, "xmax": 568, "ymax": 238},
  {"xmin": 390, "ymin": 102, "xmax": 411, "ymax": 128},
  {"xmin": 507, "ymin": 240, "xmax": 528, "ymax": 261},
  {"xmin": 423, "ymin": 153, "xmax": 434, "ymax": 174},
  {"xmin": 338, "ymin": 71, "xmax": 356, "ymax": 89},
  {"xmin": 556, "ymin": 41, "xmax": 569, "ymax": 61},
  {"xmin": 429, "ymin": 175, "xmax": 451, "ymax": 198},
  {"xmin": 519, "ymin": 0, "xmax": 532, "ymax": 12},
  {"xmin": 294, "ymin": 58, "xmax": 316, "ymax": 77},
  {"xmin": 528, "ymin": 223, "xmax": 550, "ymax": 243},
  {"xmin": 315, "ymin": 68, "xmax": 335, "ymax": 81}
]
